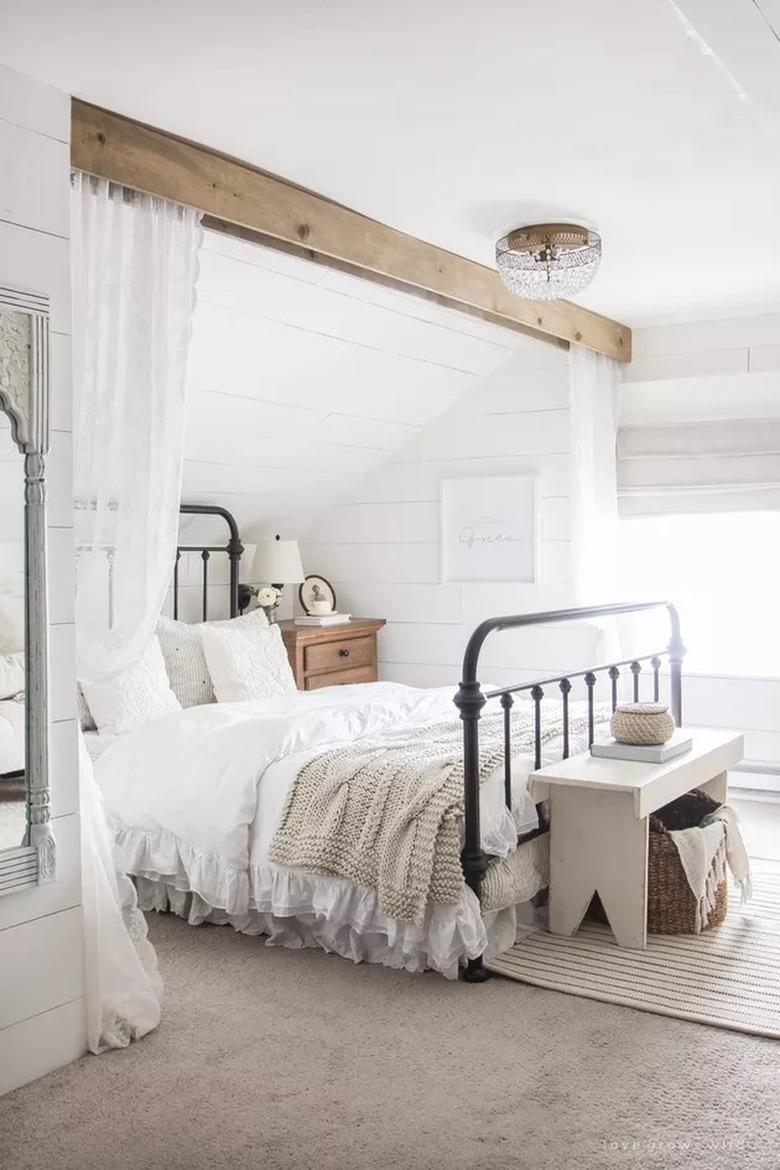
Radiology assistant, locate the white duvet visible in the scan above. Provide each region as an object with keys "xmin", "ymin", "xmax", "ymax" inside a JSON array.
[{"xmin": 96, "ymin": 682, "xmax": 592, "ymax": 977}]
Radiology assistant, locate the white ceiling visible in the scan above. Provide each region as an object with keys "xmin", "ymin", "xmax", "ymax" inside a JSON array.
[
  {"xmin": 1, "ymin": 1, "xmax": 779, "ymax": 326},
  {"xmin": 183, "ymin": 229, "xmax": 537, "ymax": 537}
]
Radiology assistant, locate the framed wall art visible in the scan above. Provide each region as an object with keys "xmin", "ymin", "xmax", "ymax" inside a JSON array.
[{"xmin": 441, "ymin": 474, "xmax": 538, "ymax": 584}]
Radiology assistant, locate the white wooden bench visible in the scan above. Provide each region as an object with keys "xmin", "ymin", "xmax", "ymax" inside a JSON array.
[{"xmin": 528, "ymin": 729, "xmax": 744, "ymax": 949}]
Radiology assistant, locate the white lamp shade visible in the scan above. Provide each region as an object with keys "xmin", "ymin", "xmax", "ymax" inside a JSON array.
[{"xmin": 252, "ymin": 537, "xmax": 304, "ymax": 585}]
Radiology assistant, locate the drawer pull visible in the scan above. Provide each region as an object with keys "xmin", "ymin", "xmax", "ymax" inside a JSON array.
[{"xmin": 338, "ymin": 648, "xmax": 350, "ymax": 658}]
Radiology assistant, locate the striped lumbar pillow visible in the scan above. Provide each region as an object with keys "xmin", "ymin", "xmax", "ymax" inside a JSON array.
[
  {"xmin": 157, "ymin": 608, "xmax": 270, "ymax": 709},
  {"xmin": 156, "ymin": 615, "xmax": 216, "ymax": 709}
]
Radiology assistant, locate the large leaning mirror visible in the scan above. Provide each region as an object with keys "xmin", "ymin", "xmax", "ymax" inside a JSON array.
[{"xmin": 0, "ymin": 283, "xmax": 53, "ymax": 894}]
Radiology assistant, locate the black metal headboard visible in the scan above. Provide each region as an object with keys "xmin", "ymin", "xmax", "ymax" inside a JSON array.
[{"xmin": 174, "ymin": 504, "xmax": 244, "ymax": 621}]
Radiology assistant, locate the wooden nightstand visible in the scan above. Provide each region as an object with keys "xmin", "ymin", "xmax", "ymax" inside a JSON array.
[{"xmin": 279, "ymin": 618, "xmax": 386, "ymax": 691}]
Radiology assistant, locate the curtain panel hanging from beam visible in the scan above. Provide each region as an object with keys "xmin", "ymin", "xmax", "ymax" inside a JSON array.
[
  {"xmin": 71, "ymin": 171, "xmax": 203, "ymax": 1055},
  {"xmin": 72, "ymin": 171, "xmax": 203, "ymax": 682}
]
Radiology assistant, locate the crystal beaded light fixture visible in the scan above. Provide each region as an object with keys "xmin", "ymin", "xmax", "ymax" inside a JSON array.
[{"xmin": 495, "ymin": 223, "xmax": 601, "ymax": 300}]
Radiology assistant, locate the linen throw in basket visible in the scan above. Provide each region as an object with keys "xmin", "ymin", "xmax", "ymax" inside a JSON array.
[
  {"xmin": 650, "ymin": 790, "xmax": 751, "ymax": 933},
  {"xmin": 270, "ymin": 708, "xmax": 593, "ymax": 925},
  {"xmin": 591, "ymin": 789, "xmax": 752, "ymax": 934}
]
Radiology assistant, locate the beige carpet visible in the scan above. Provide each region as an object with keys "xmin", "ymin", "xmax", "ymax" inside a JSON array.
[
  {"xmin": 1, "ymin": 909, "xmax": 779, "ymax": 1170},
  {"xmin": 486, "ymin": 863, "xmax": 780, "ymax": 1037}
]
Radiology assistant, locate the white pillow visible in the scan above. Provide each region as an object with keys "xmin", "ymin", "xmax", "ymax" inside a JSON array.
[
  {"xmin": 80, "ymin": 636, "xmax": 182, "ymax": 736},
  {"xmin": 199, "ymin": 621, "xmax": 296, "ymax": 703},
  {"xmin": 157, "ymin": 608, "xmax": 269, "ymax": 708},
  {"xmin": 0, "ymin": 650, "xmax": 24, "ymax": 700},
  {"xmin": 0, "ymin": 593, "xmax": 24, "ymax": 655}
]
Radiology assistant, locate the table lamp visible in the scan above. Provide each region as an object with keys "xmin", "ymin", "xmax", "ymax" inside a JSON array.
[{"xmin": 239, "ymin": 535, "xmax": 304, "ymax": 621}]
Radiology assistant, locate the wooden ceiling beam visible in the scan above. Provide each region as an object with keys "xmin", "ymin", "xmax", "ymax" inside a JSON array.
[{"xmin": 71, "ymin": 100, "xmax": 631, "ymax": 361}]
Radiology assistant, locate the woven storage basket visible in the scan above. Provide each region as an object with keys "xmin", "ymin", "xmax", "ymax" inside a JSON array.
[
  {"xmin": 647, "ymin": 788, "xmax": 727, "ymax": 933},
  {"xmin": 589, "ymin": 788, "xmax": 727, "ymax": 935}
]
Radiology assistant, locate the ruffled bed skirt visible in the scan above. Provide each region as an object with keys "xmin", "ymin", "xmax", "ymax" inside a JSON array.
[
  {"xmin": 119, "ymin": 823, "xmax": 527, "ymax": 980},
  {"xmin": 135, "ymin": 876, "xmax": 519, "ymax": 980}
]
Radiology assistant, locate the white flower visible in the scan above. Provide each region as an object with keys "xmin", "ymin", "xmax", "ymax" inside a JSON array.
[{"xmin": 256, "ymin": 586, "xmax": 278, "ymax": 608}]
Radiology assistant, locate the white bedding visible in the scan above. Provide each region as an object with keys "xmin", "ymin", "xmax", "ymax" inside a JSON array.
[
  {"xmin": 83, "ymin": 730, "xmax": 117, "ymax": 763},
  {"xmin": 96, "ymin": 682, "xmax": 598, "ymax": 977},
  {"xmin": 0, "ymin": 697, "xmax": 25, "ymax": 775}
]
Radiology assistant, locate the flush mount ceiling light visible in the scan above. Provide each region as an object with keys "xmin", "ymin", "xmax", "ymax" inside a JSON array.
[{"xmin": 495, "ymin": 223, "xmax": 601, "ymax": 301}]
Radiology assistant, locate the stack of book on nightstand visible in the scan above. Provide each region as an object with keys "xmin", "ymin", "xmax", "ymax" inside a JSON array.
[
  {"xmin": 294, "ymin": 613, "xmax": 352, "ymax": 627},
  {"xmin": 590, "ymin": 729, "xmax": 693, "ymax": 763}
]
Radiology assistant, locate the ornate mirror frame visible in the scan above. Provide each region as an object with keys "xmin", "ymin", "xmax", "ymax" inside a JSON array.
[{"xmin": 0, "ymin": 283, "xmax": 54, "ymax": 895}]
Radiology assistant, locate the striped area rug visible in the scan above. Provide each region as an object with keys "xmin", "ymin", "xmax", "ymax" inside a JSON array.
[{"xmin": 485, "ymin": 862, "xmax": 780, "ymax": 1037}]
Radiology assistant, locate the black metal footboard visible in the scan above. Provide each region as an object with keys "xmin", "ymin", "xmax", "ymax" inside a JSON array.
[{"xmin": 453, "ymin": 601, "xmax": 685, "ymax": 982}]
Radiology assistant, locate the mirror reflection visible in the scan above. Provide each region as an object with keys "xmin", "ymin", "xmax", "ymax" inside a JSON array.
[{"xmin": 0, "ymin": 392, "xmax": 26, "ymax": 849}]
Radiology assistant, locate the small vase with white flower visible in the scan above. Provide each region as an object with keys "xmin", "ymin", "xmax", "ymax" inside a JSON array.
[{"xmin": 256, "ymin": 585, "xmax": 280, "ymax": 623}]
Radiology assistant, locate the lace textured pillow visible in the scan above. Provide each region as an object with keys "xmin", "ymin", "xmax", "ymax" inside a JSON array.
[
  {"xmin": 80, "ymin": 636, "xmax": 182, "ymax": 736},
  {"xmin": 199, "ymin": 621, "xmax": 296, "ymax": 703}
]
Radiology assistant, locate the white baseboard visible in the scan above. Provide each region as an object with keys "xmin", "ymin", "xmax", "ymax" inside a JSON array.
[
  {"xmin": 730, "ymin": 765, "xmax": 780, "ymax": 793},
  {"xmin": 0, "ymin": 997, "xmax": 85, "ymax": 1096}
]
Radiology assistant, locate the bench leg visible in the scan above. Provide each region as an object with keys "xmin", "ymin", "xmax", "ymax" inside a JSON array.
[
  {"xmin": 549, "ymin": 787, "xmax": 649, "ymax": 949},
  {"xmin": 699, "ymin": 770, "xmax": 728, "ymax": 807}
]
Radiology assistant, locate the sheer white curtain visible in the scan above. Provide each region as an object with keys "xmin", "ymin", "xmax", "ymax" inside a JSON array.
[
  {"xmin": 568, "ymin": 346, "xmax": 620, "ymax": 604},
  {"xmin": 72, "ymin": 173, "xmax": 202, "ymax": 683},
  {"xmin": 78, "ymin": 737, "xmax": 163, "ymax": 1051},
  {"xmin": 71, "ymin": 173, "xmax": 203, "ymax": 1052},
  {"xmin": 568, "ymin": 348, "xmax": 621, "ymax": 661}
]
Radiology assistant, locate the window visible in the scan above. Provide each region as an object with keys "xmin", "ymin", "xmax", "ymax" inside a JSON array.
[{"xmin": 619, "ymin": 512, "xmax": 780, "ymax": 678}]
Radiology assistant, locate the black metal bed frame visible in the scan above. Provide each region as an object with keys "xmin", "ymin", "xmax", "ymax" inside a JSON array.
[
  {"xmin": 168, "ymin": 514, "xmax": 686, "ymax": 984},
  {"xmin": 453, "ymin": 600, "xmax": 685, "ymax": 983},
  {"xmin": 173, "ymin": 504, "xmax": 244, "ymax": 621}
]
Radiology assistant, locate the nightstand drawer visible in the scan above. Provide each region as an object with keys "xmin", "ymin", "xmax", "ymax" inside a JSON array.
[
  {"xmin": 279, "ymin": 618, "xmax": 385, "ymax": 691},
  {"xmin": 305, "ymin": 665, "xmax": 377, "ymax": 690},
  {"xmin": 304, "ymin": 636, "xmax": 374, "ymax": 676}
]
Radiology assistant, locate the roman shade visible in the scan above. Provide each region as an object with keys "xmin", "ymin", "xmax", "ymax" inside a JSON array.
[{"xmin": 617, "ymin": 377, "xmax": 780, "ymax": 516}]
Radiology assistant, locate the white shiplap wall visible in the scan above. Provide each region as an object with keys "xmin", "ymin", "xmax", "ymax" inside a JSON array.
[
  {"xmin": 624, "ymin": 316, "xmax": 780, "ymax": 772},
  {"xmin": 183, "ymin": 230, "xmax": 542, "ymax": 541},
  {"xmin": 302, "ymin": 343, "xmax": 603, "ymax": 689},
  {"xmin": 0, "ymin": 65, "xmax": 85, "ymax": 1094}
]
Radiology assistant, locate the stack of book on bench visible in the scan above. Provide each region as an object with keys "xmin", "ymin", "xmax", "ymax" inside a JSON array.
[{"xmin": 590, "ymin": 730, "xmax": 692, "ymax": 763}]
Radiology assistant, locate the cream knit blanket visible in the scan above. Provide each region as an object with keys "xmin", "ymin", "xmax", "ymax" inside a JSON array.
[{"xmin": 270, "ymin": 708, "xmax": 591, "ymax": 925}]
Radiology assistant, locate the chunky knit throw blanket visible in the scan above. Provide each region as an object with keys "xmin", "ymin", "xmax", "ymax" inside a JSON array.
[{"xmin": 270, "ymin": 708, "xmax": 590, "ymax": 925}]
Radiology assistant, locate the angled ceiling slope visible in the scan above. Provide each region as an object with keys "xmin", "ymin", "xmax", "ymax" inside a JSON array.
[{"xmin": 182, "ymin": 230, "xmax": 551, "ymax": 539}]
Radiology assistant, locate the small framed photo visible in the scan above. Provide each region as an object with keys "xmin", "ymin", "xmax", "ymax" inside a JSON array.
[
  {"xmin": 298, "ymin": 574, "xmax": 337, "ymax": 615},
  {"xmin": 441, "ymin": 475, "xmax": 538, "ymax": 583}
]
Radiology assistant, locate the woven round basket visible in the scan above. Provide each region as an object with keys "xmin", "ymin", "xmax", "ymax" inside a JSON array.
[
  {"xmin": 589, "ymin": 788, "xmax": 728, "ymax": 935},
  {"xmin": 611, "ymin": 702, "xmax": 675, "ymax": 746},
  {"xmin": 647, "ymin": 789, "xmax": 728, "ymax": 933}
]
